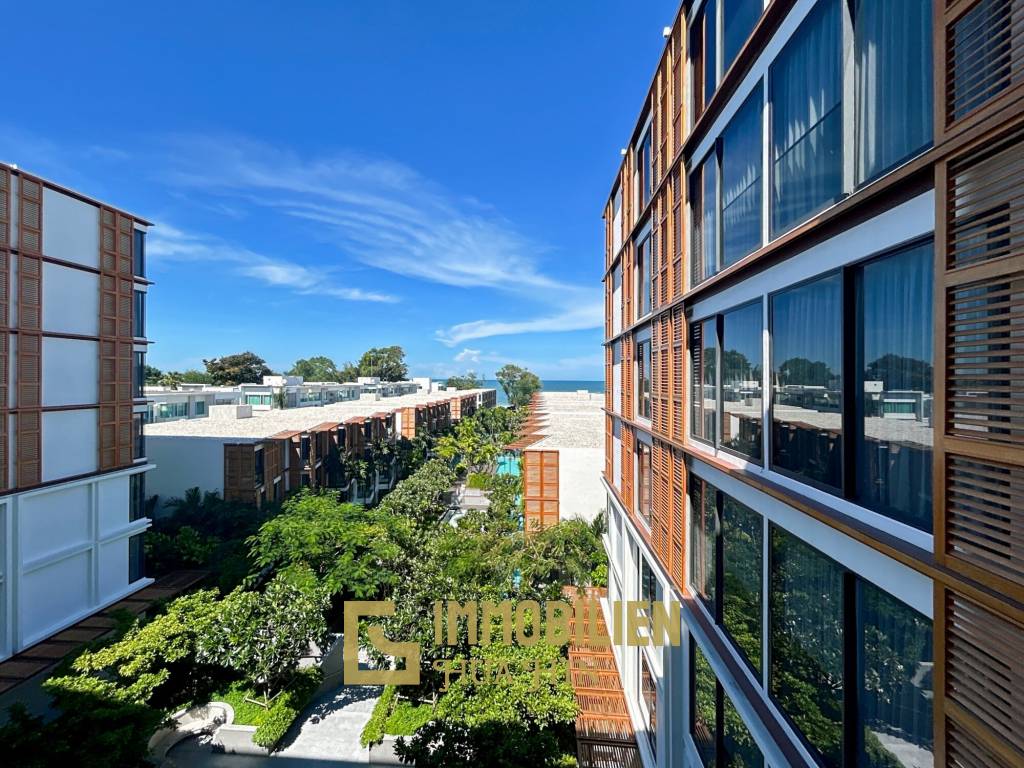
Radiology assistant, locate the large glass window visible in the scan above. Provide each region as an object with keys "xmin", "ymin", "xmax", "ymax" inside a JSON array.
[
  {"xmin": 855, "ymin": 243, "xmax": 934, "ymax": 531},
  {"xmin": 133, "ymin": 412, "xmax": 145, "ymax": 460},
  {"xmin": 133, "ymin": 229, "xmax": 145, "ymax": 278},
  {"xmin": 640, "ymin": 554, "xmax": 661, "ymax": 604},
  {"xmin": 130, "ymin": 473, "xmax": 146, "ymax": 521},
  {"xmin": 770, "ymin": 0, "xmax": 843, "ymax": 237},
  {"xmin": 858, "ymin": 581, "xmax": 934, "ymax": 767},
  {"xmin": 638, "ymin": 337, "xmax": 652, "ymax": 419},
  {"xmin": 692, "ymin": 317, "xmax": 718, "ymax": 443},
  {"xmin": 129, "ymin": 533, "xmax": 145, "ymax": 582},
  {"xmin": 638, "ymin": 127, "xmax": 653, "ymax": 210},
  {"xmin": 722, "ymin": 88, "xmax": 763, "ymax": 266},
  {"xmin": 702, "ymin": 0, "xmax": 718, "ymax": 109},
  {"xmin": 690, "ymin": 476, "xmax": 718, "ymax": 610},
  {"xmin": 691, "ymin": 643, "xmax": 765, "ymax": 767},
  {"xmin": 637, "ymin": 442, "xmax": 653, "ymax": 528},
  {"xmin": 721, "ymin": 301, "xmax": 763, "ymax": 461},
  {"xmin": 254, "ymin": 448, "xmax": 265, "ymax": 487},
  {"xmin": 640, "ymin": 652, "xmax": 657, "ymax": 757},
  {"xmin": 692, "ymin": 645, "xmax": 718, "ymax": 767},
  {"xmin": 722, "ymin": 496, "xmax": 762, "ymax": 674},
  {"xmin": 133, "ymin": 290, "xmax": 145, "ymax": 338},
  {"xmin": 133, "ymin": 351, "xmax": 145, "ymax": 399},
  {"xmin": 771, "ymin": 272, "xmax": 843, "ymax": 490},
  {"xmin": 723, "ymin": 0, "xmax": 763, "ymax": 68},
  {"xmin": 855, "ymin": 0, "xmax": 933, "ymax": 184},
  {"xmin": 691, "ymin": 151, "xmax": 719, "ymax": 285},
  {"xmin": 637, "ymin": 234, "xmax": 653, "ymax": 318},
  {"xmin": 769, "ymin": 526, "xmax": 845, "ymax": 767}
]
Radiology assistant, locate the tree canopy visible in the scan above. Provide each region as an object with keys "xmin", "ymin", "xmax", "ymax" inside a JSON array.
[
  {"xmin": 495, "ymin": 364, "xmax": 542, "ymax": 407},
  {"xmin": 288, "ymin": 355, "xmax": 343, "ymax": 382},
  {"xmin": 203, "ymin": 352, "xmax": 273, "ymax": 385},
  {"xmin": 445, "ymin": 372, "xmax": 483, "ymax": 390},
  {"xmin": 357, "ymin": 345, "xmax": 408, "ymax": 381}
]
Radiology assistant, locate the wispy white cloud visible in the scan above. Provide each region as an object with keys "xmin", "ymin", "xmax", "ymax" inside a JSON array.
[
  {"xmin": 454, "ymin": 348, "xmax": 482, "ymax": 364},
  {"xmin": 160, "ymin": 135, "xmax": 602, "ymax": 342},
  {"xmin": 435, "ymin": 301, "xmax": 603, "ymax": 346},
  {"xmin": 148, "ymin": 223, "xmax": 397, "ymax": 304}
]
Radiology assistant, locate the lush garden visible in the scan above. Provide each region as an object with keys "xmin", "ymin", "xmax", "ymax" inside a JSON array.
[{"xmin": 0, "ymin": 404, "xmax": 607, "ymax": 768}]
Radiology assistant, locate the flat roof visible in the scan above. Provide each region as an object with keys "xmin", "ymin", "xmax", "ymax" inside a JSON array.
[
  {"xmin": 144, "ymin": 388, "xmax": 494, "ymax": 441},
  {"xmin": 526, "ymin": 391, "xmax": 605, "ymax": 450}
]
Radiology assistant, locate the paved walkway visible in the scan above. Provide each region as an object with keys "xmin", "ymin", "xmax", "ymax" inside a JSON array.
[{"xmin": 165, "ymin": 678, "xmax": 381, "ymax": 767}]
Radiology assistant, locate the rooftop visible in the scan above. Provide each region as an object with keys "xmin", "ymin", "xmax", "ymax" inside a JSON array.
[
  {"xmin": 528, "ymin": 391, "xmax": 605, "ymax": 450},
  {"xmin": 144, "ymin": 388, "xmax": 494, "ymax": 441}
]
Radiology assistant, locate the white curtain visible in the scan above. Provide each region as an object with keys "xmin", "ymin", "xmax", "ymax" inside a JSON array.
[
  {"xmin": 722, "ymin": 87, "xmax": 763, "ymax": 266},
  {"xmin": 771, "ymin": 0, "xmax": 842, "ymax": 237},
  {"xmin": 856, "ymin": 0, "xmax": 933, "ymax": 183}
]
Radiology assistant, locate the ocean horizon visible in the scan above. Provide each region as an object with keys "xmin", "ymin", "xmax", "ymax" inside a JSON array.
[{"xmin": 480, "ymin": 379, "xmax": 603, "ymax": 407}]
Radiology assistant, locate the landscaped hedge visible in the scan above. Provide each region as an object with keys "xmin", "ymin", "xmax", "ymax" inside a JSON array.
[
  {"xmin": 218, "ymin": 667, "xmax": 323, "ymax": 749},
  {"xmin": 360, "ymin": 685, "xmax": 398, "ymax": 747}
]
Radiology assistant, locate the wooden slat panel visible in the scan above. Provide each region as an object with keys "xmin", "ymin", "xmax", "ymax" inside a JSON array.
[
  {"xmin": 17, "ymin": 176, "xmax": 41, "ymax": 255},
  {"xmin": 946, "ymin": 591, "xmax": 1024, "ymax": 756},
  {"xmin": 947, "ymin": 125, "xmax": 1024, "ymax": 269},
  {"xmin": 945, "ymin": 0, "xmax": 1024, "ymax": 129},
  {"xmin": 948, "ymin": 716, "xmax": 1014, "ymax": 768},
  {"xmin": 946, "ymin": 269, "xmax": 1024, "ymax": 446}
]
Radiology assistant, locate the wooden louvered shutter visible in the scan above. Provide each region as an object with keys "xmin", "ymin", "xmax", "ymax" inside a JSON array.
[
  {"xmin": 16, "ymin": 175, "xmax": 42, "ymax": 487},
  {"xmin": 99, "ymin": 208, "xmax": 136, "ymax": 471},
  {"xmin": 940, "ymin": 0, "xmax": 1024, "ymax": 138},
  {"xmin": 622, "ymin": 332, "xmax": 633, "ymax": 420},
  {"xmin": 605, "ymin": 344, "xmax": 613, "ymax": 411},
  {"xmin": 671, "ymin": 448, "xmax": 686, "ymax": 590},
  {"xmin": 671, "ymin": 308, "xmax": 685, "ymax": 441},
  {"xmin": 621, "ymin": 425, "xmax": 634, "ymax": 516},
  {"xmin": 0, "ymin": 167, "xmax": 10, "ymax": 490},
  {"xmin": 672, "ymin": 167, "xmax": 683, "ymax": 300},
  {"xmin": 689, "ymin": 319, "xmax": 702, "ymax": 441},
  {"xmin": 604, "ymin": 415, "xmax": 613, "ymax": 484}
]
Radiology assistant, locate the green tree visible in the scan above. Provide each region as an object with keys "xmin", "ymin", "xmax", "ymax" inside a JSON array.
[
  {"xmin": 203, "ymin": 351, "xmax": 273, "ymax": 385},
  {"xmin": 338, "ymin": 361, "xmax": 360, "ymax": 381},
  {"xmin": 288, "ymin": 355, "xmax": 342, "ymax": 382},
  {"xmin": 395, "ymin": 641, "xmax": 577, "ymax": 767},
  {"xmin": 358, "ymin": 345, "xmax": 408, "ymax": 381},
  {"xmin": 144, "ymin": 365, "xmax": 163, "ymax": 385},
  {"xmin": 248, "ymin": 490, "xmax": 406, "ymax": 598},
  {"xmin": 198, "ymin": 570, "xmax": 328, "ymax": 699},
  {"xmin": 157, "ymin": 371, "xmax": 182, "ymax": 389},
  {"xmin": 495, "ymin": 364, "xmax": 543, "ymax": 407},
  {"xmin": 445, "ymin": 371, "xmax": 482, "ymax": 390},
  {"xmin": 436, "ymin": 418, "xmax": 498, "ymax": 475},
  {"xmin": 179, "ymin": 369, "xmax": 213, "ymax": 384}
]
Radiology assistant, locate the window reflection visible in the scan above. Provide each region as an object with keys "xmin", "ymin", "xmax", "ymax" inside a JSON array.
[
  {"xmin": 690, "ymin": 476, "xmax": 718, "ymax": 610},
  {"xmin": 702, "ymin": 318, "xmax": 718, "ymax": 441},
  {"xmin": 855, "ymin": 243, "xmax": 934, "ymax": 532},
  {"xmin": 771, "ymin": 272, "xmax": 843, "ymax": 490},
  {"xmin": 638, "ymin": 338, "xmax": 652, "ymax": 419},
  {"xmin": 638, "ymin": 442, "xmax": 653, "ymax": 528},
  {"xmin": 770, "ymin": 0, "xmax": 843, "ymax": 237},
  {"xmin": 723, "ymin": 692, "xmax": 764, "ymax": 768},
  {"xmin": 723, "ymin": 496, "xmax": 762, "ymax": 674},
  {"xmin": 722, "ymin": 301, "xmax": 763, "ymax": 461},
  {"xmin": 859, "ymin": 581, "xmax": 934, "ymax": 768},
  {"xmin": 722, "ymin": 87, "xmax": 763, "ymax": 267},
  {"xmin": 692, "ymin": 645, "xmax": 718, "ymax": 767},
  {"xmin": 770, "ymin": 526, "xmax": 844, "ymax": 767}
]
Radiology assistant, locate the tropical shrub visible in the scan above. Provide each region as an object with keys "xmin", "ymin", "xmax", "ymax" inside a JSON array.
[{"xmin": 198, "ymin": 570, "xmax": 328, "ymax": 698}]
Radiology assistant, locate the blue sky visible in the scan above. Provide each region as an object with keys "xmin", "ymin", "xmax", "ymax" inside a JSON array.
[{"xmin": 6, "ymin": 0, "xmax": 676, "ymax": 380}]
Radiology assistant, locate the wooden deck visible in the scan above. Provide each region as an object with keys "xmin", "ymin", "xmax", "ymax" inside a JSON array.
[
  {"xmin": 0, "ymin": 569, "xmax": 208, "ymax": 695},
  {"xmin": 566, "ymin": 587, "xmax": 643, "ymax": 768}
]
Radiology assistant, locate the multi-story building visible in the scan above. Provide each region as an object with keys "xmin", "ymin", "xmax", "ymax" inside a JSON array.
[
  {"xmin": 0, "ymin": 162, "xmax": 152, "ymax": 662},
  {"xmin": 145, "ymin": 388, "xmax": 495, "ymax": 509},
  {"xmin": 602, "ymin": 2, "xmax": 1023, "ymax": 767},
  {"xmin": 145, "ymin": 388, "xmax": 217, "ymax": 423}
]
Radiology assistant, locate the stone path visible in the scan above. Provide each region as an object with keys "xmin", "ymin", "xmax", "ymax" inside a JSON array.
[{"xmin": 165, "ymin": 681, "xmax": 381, "ymax": 767}]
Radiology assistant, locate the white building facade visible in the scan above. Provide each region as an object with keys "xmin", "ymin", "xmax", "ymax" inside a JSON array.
[{"xmin": 0, "ymin": 163, "xmax": 152, "ymax": 661}]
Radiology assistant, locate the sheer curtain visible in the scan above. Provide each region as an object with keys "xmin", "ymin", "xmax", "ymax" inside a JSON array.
[
  {"xmin": 771, "ymin": 0, "xmax": 843, "ymax": 237},
  {"xmin": 722, "ymin": 87, "xmax": 764, "ymax": 266},
  {"xmin": 856, "ymin": 0, "xmax": 933, "ymax": 184}
]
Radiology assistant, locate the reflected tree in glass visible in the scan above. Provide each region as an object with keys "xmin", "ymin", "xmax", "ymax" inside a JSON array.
[
  {"xmin": 722, "ymin": 301, "xmax": 763, "ymax": 461},
  {"xmin": 723, "ymin": 497, "xmax": 762, "ymax": 673}
]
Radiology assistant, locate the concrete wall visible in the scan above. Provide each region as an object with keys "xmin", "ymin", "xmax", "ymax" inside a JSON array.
[
  {"xmin": 557, "ymin": 447, "xmax": 605, "ymax": 523},
  {"xmin": 144, "ymin": 436, "xmax": 226, "ymax": 506}
]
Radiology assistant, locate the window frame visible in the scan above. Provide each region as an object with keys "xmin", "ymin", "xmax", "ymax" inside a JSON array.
[
  {"xmin": 766, "ymin": 522, "xmax": 933, "ymax": 768},
  {"xmin": 766, "ymin": 237, "xmax": 934, "ymax": 528},
  {"xmin": 767, "ymin": 268, "xmax": 846, "ymax": 496},
  {"xmin": 636, "ymin": 440, "xmax": 653, "ymax": 529}
]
